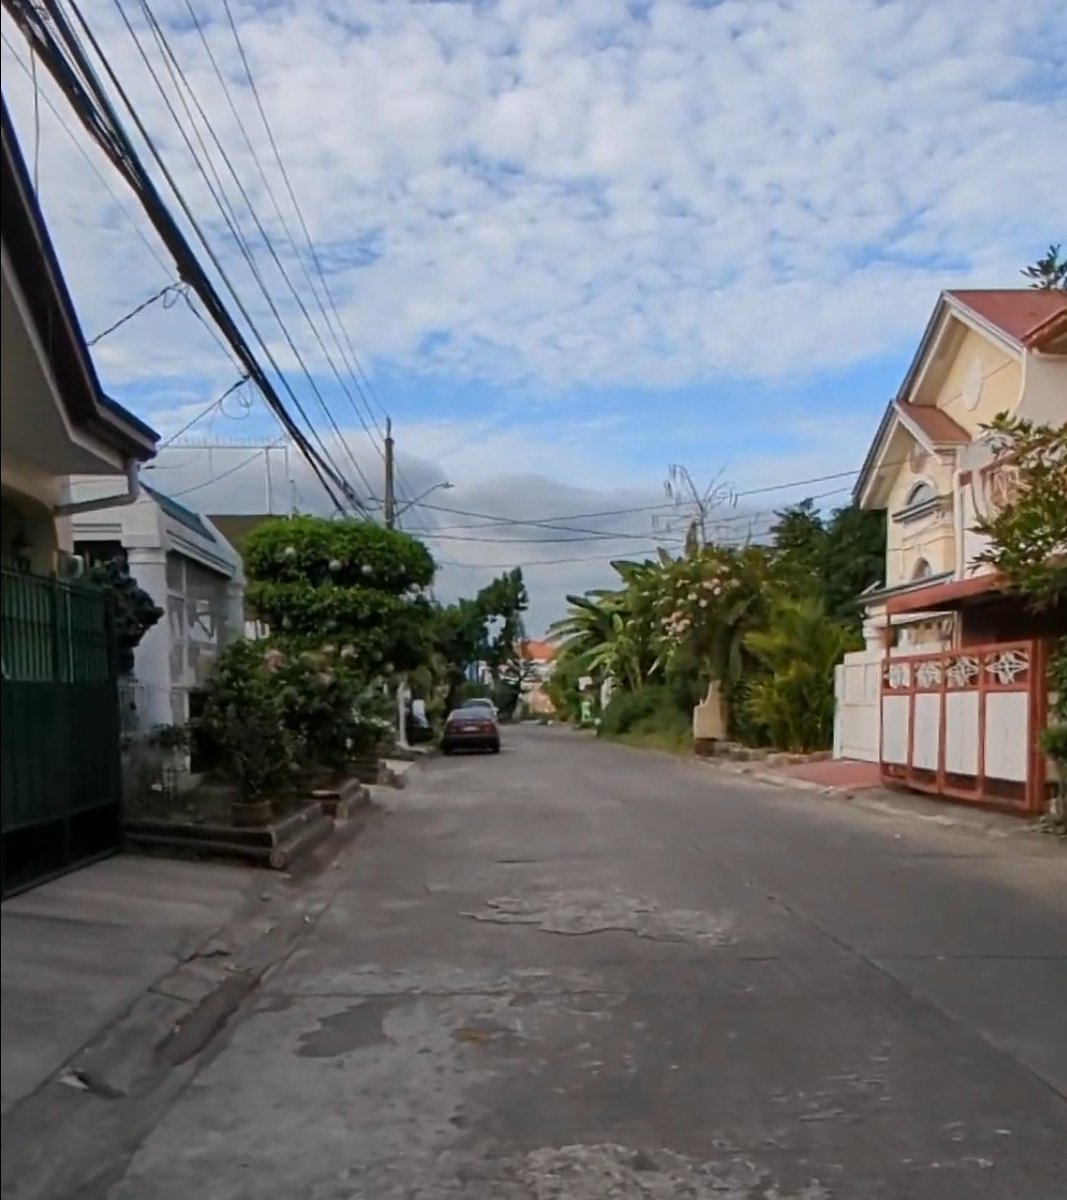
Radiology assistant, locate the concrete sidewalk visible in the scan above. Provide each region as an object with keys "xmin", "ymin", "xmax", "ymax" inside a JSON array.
[
  {"xmin": 1, "ymin": 855, "xmax": 256, "ymax": 1116},
  {"xmin": 698, "ymin": 754, "xmax": 1056, "ymax": 842}
]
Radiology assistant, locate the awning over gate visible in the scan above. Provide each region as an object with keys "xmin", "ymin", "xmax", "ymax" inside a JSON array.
[{"xmin": 885, "ymin": 572, "xmax": 1005, "ymax": 616}]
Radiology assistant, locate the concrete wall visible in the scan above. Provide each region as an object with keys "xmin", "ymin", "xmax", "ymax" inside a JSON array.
[
  {"xmin": 936, "ymin": 327, "xmax": 1022, "ymax": 437},
  {"xmin": 883, "ymin": 452, "xmax": 956, "ymax": 587},
  {"xmin": 0, "ymin": 453, "xmax": 66, "ymax": 573},
  {"xmin": 1019, "ymin": 352, "xmax": 1067, "ymax": 425}
]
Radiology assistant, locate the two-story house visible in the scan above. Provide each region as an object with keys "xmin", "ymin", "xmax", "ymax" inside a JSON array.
[{"xmin": 835, "ymin": 288, "xmax": 1066, "ymax": 814}]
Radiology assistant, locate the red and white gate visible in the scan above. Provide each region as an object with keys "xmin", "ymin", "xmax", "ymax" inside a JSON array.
[{"xmin": 880, "ymin": 639, "xmax": 1050, "ymax": 813}]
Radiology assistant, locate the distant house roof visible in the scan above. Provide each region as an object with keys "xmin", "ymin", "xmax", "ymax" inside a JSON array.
[
  {"xmin": 1, "ymin": 97, "xmax": 158, "ymax": 462},
  {"xmin": 521, "ymin": 639, "xmax": 556, "ymax": 662},
  {"xmin": 946, "ymin": 289, "xmax": 1067, "ymax": 349},
  {"xmin": 143, "ymin": 484, "xmax": 216, "ymax": 542},
  {"xmin": 207, "ymin": 514, "xmax": 274, "ymax": 555}
]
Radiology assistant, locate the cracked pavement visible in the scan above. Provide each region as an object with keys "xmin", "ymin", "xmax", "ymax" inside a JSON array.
[{"xmin": 6, "ymin": 726, "xmax": 1066, "ymax": 1198}]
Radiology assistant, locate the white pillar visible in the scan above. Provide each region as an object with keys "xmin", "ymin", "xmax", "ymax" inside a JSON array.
[
  {"xmin": 396, "ymin": 677, "xmax": 411, "ymax": 749},
  {"xmin": 125, "ymin": 547, "xmax": 173, "ymax": 730}
]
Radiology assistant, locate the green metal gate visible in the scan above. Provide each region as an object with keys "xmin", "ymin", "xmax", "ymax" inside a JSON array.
[{"xmin": 1, "ymin": 566, "xmax": 122, "ymax": 898}]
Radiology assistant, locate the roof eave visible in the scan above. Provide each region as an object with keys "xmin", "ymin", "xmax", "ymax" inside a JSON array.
[{"xmin": 1, "ymin": 98, "xmax": 158, "ymax": 463}]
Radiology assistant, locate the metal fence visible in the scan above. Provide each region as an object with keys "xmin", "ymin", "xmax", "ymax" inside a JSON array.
[{"xmin": 1, "ymin": 566, "xmax": 122, "ymax": 896}]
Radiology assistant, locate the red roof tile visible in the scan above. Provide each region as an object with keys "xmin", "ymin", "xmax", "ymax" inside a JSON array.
[
  {"xmin": 895, "ymin": 400, "xmax": 969, "ymax": 446},
  {"xmin": 947, "ymin": 289, "xmax": 1067, "ymax": 347},
  {"xmin": 520, "ymin": 639, "xmax": 556, "ymax": 661}
]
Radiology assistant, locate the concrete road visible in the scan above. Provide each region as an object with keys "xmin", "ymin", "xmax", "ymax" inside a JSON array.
[{"xmin": 69, "ymin": 729, "xmax": 1067, "ymax": 1196}]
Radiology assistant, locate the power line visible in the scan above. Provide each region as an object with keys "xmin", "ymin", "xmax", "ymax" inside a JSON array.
[
  {"xmin": 401, "ymin": 454, "xmax": 923, "ymax": 535},
  {"xmin": 207, "ymin": 0, "xmax": 389, "ymax": 453},
  {"xmin": 109, "ymin": 0, "xmax": 375, "ymax": 509},
  {"xmin": 1, "ymin": 28, "xmax": 172, "ymax": 275},
  {"xmin": 87, "ymin": 280, "xmax": 182, "ymax": 345},
  {"xmin": 6, "ymin": 0, "xmax": 354, "ymax": 510},
  {"xmin": 169, "ymin": 447, "xmax": 264, "ymax": 497},
  {"xmin": 129, "ymin": 0, "xmax": 379, "ymax": 503},
  {"xmin": 217, "ymin": 0, "xmax": 422, "ymax": 509},
  {"xmin": 159, "ymin": 374, "xmax": 250, "ymax": 447}
]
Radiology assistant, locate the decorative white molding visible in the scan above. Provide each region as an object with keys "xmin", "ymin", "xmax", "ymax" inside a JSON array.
[
  {"xmin": 985, "ymin": 648, "xmax": 1029, "ymax": 686},
  {"xmin": 945, "ymin": 655, "xmax": 980, "ymax": 688}
]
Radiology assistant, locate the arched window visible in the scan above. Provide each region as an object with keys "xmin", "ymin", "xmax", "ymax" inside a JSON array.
[
  {"xmin": 905, "ymin": 480, "xmax": 936, "ymax": 508},
  {"xmin": 912, "ymin": 557, "xmax": 932, "ymax": 581}
]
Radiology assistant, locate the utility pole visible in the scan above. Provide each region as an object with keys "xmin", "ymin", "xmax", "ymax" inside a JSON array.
[{"xmin": 383, "ymin": 418, "xmax": 396, "ymax": 529}]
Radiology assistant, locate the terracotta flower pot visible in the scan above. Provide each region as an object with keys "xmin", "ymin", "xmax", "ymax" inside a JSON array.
[{"xmin": 231, "ymin": 798, "xmax": 273, "ymax": 828}]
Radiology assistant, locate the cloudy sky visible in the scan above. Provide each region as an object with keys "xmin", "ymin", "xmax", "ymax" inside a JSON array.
[{"xmin": 3, "ymin": 0, "xmax": 1064, "ymax": 631}]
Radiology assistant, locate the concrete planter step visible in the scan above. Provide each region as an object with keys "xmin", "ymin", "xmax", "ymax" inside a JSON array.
[
  {"xmin": 309, "ymin": 777, "xmax": 372, "ymax": 820},
  {"xmin": 124, "ymin": 803, "xmax": 334, "ymax": 870}
]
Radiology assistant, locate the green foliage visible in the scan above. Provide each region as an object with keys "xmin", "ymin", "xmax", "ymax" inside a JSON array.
[
  {"xmin": 1020, "ymin": 244, "xmax": 1067, "ymax": 291},
  {"xmin": 433, "ymin": 568, "xmax": 530, "ymax": 708},
  {"xmin": 547, "ymin": 509, "xmax": 879, "ymax": 751},
  {"xmin": 597, "ymin": 684, "xmax": 690, "ymax": 745},
  {"xmin": 270, "ymin": 647, "xmax": 388, "ymax": 772},
  {"xmin": 243, "ymin": 515, "xmax": 434, "ymax": 592},
  {"xmin": 87, "ymin": 557, "xmax": 164, "ymax": 675},
  {"xmin": 973, "ymin": 417, "xmax": 1067, "ymax": 608},
  {"xmin": 243, "ymin": 516, "xmax": 436, "ymax": 675},
  {"xmin": 769, "ymin": 501, "xmax": 886, "ymax": 628},
  {"xmin": 543, "ymin": 652, "xmax": 588, "ymax": 723},
  {"xmin": 1040, "ymin": 637, "xmax": 1067, "ymax": 835},
  {"xmin": 741, "ymin": 598, "xmax": 860, "ymax": 753},
  {"xmin": 192, "ymin": 639, "xmax": 300, "ymax": 799}
]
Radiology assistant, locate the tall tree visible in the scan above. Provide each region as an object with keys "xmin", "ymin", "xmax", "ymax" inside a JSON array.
[
  {"xmin": 769, "ymin": 500, "xmax": 886, "ymax": 628},
  {"xmin": 821, "ymin": 504, "xmax": 887, "ymax": 624},
  {"xmin": 1020, "ymin": 244, "xmax": 1067, "ymax": 291},
  {"xmin": 769, "ymin": 499, "xmax": 826, "ymax": 590}
]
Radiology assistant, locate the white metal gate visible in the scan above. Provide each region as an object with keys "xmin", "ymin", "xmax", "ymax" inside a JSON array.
[{"xmin": 834, "ymin": 651, "xmax": 881, "ymax": 762}]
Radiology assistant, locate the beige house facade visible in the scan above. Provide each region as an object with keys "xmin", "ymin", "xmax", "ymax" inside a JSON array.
[{"xmin": 834, "ymin": 288, "xmax": 1066, "ymax": 797}]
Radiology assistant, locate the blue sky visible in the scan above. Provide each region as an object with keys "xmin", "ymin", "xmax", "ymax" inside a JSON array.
[{"xmin": 2, "ymin": 0, "xmax": 1064, "ymax": 630}]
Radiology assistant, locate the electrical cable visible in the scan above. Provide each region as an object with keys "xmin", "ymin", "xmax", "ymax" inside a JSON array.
[
  {"xmin": 159, "ymin": 374, "xmax": 250, "ymax": 447},
  {"xmin": 2, "ymin": 27, "xmax": 171, "ymax": 275},
  {"xmin": 129, "ymin": 0, "xmax": 382, "ymax": 507},
  {"xmin": 194, "ymin": 0, "xmax": 387, "ymax": 454},
  {"xmin": 170, "ymin": 447, "xmax": 264, "ymax": 496},
  {"xmin": 216, "ymin": 0, "xmax": 425, "ymax": 510},
  {"xmin": 6, "ymin": 0, "xmax": 355, "ymax": 511},
  {"xmin": 111, "ymin": 0, "xmax": 376, "ymax": 509},
  {"xmin": 399, "ymin": 455, "xmax": 923, "ymax": 532},
  {"xmin": 87, "ymin": 281, "xmax": 181, "ymax": 345}
]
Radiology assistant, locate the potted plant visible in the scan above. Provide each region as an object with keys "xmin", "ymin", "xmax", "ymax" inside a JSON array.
[{"xmin": 192, "ymin": 640, "xmax": 301, "ymax": 826}]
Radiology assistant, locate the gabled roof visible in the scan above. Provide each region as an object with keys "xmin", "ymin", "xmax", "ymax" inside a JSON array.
[
  {"xmin": 901, "ymin": 404, "xmax": 968, "ymax": 447},
  {"xmin": 142, "ymin": 484, "xmax": 216, "ymax": 543},
  {"xmin": 947, "ymin": 289, "xmax": 1067, "ymax": 348},
  {"xmin": 1, "ymin": 98, "xmax": 157, "ymax": 462},
  {"xmin": 853, "ymin": 286, "xmax": 1063, "ymax": 507},
  {"xmin": 853, "ymin": 399, "xmax": 968, "ymax": 507}
]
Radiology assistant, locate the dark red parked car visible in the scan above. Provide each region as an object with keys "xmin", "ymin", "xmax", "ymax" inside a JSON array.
[{"xmin": 441, "ymin": 708, "xmax": 500, "ymax": 755}]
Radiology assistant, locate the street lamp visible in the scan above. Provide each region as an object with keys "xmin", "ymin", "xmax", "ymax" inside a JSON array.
[{"xmin": 395, "ymin": 480, "xmax": 453, "ymax": 520}]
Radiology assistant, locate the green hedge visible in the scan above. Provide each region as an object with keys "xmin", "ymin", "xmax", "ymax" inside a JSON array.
[{"xmin": 598, "ymin": 685, "xmax": 690, "ymax": 741}]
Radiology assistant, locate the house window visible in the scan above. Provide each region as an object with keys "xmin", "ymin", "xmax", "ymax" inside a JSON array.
[{"xmin": 905, "ymin": 481, "xmax": 936, "ymax": 508}]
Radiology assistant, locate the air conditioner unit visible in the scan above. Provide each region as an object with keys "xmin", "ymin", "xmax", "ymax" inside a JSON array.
[{"xmin": 58, "ymin": 552, "xmax": 86, "ymax": 579}]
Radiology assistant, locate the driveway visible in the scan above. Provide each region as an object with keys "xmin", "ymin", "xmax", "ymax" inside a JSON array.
[{"xmin": 10, "ymin": 726, "xmax": 1067, "ymax": 1198}]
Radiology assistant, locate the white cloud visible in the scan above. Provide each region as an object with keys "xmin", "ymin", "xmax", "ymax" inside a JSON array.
[
  {"xmin": 2, "ymin": 0, "xmax": 1063, "ymax": 398},
  {"xmin": 3, "ymin": 0, "xmax": 1061, "ymax": 626},
  {"xmin": 138, "ymin": 408, "xmax": 874, "ymax": 632}
]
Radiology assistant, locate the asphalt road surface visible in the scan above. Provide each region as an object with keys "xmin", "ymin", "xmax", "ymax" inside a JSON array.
[{"xmin": 90, "ymin": 727, "xmax": 1067, "ymax": 1198}]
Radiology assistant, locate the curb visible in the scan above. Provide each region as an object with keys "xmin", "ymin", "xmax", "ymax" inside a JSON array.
[
  {"xmin": 696, "ymin": 758, "xmax": 1055, "ymax": 844},
  {"xmin": 0, "ymin": 808, "xmax": 378, "ymax": 1198}
]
